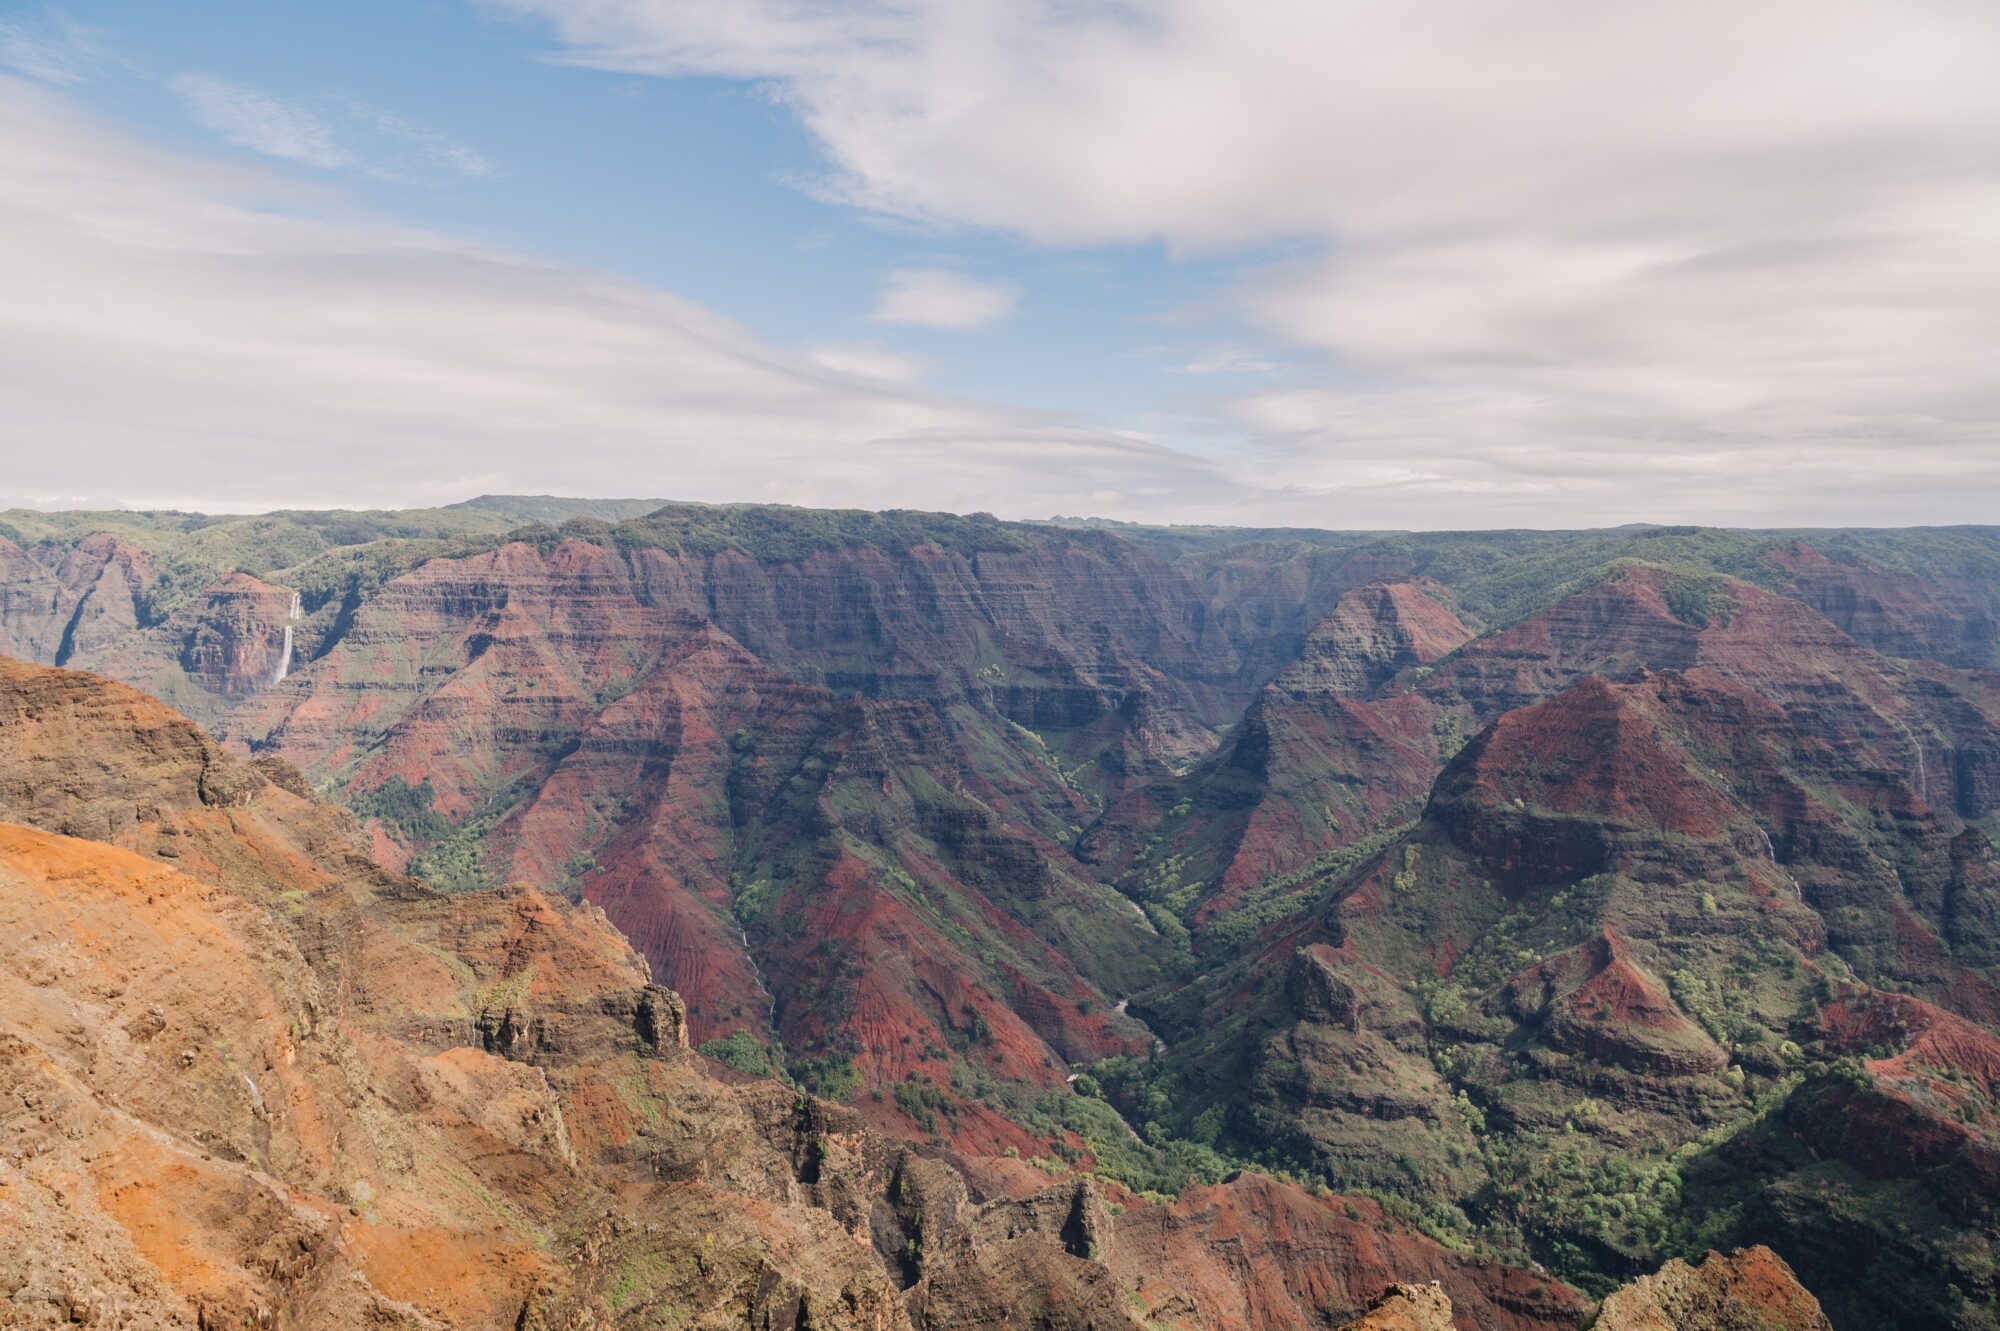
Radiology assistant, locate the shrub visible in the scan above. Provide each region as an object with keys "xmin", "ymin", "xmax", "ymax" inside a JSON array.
[{"xmin": 697, "ymin": 1032, "xmax": 779, "ymax": 1078}]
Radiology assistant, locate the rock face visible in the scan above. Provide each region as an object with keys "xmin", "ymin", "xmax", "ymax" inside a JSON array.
[
  {"xmin": 1332, "ymin": 1284, "xmax": 1455, "ymax": 1331},
  {"xmin": 209, "ymin": 534, "xmax": 1187, "ymax": 1145},
  {"xmin": 123, "ymin": 569, "xmax": 298, "ymax": 699},
  {"xmin": 1593, "ymin": 1247, "xmax": 1832, "ymax": 1331},
  {"xmin": 1669, "ymin": 985, "xmax": 2000, "ymax": 1327},
  {"xmin": 1326, "ymin": 1248, "xmax": 1828, "ymax": 1331},
  {"xmin": 1, "ymin": 507, "xmax": 1344, "ymax": 1159},
  {"xmin": 1284, "ymin": 581, "xmax": 1475, "ymax": 701},
  {"xmin": 9, "ymin": 504, "xmax": 2000, "ymax": 1324},
  {"xmin": 1502, "ymin": 928, "xmax": 1728, "ymax": 1077},
  {"xmin": 1771, "ymin": 539, "xmax": 2000, "ymax": 668},
  {"xmin": 1116, "ymin": 567, "xmax": 2000, "ymax": 1321},
  {"xmin": 0, "ymin": 531, "xmax": 150, "ymax": 666},
  {"xmin": 0, "ymin": 654, "xmax": 1592, "ymax": 1331},
  {"xmin": 1085, "ymin": 580, "xmax": 1473, "ymax": 915},
  {"xmin": 1112, "ymin": 1178, "xmax": 1585, "ymax": 1331}
]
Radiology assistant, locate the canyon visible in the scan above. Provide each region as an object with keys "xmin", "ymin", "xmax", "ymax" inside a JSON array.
[{"xmin": 2, "ymin": 498, "xmax": 1997, "ymax": 1327}]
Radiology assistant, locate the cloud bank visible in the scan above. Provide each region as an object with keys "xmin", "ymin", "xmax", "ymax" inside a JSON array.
[
  {"xmin": 495, "ymin": 0, "xmax": 2000, "ymax": 525},
  {"xmin": 8, "ymin": 0, "xmax": 2000, "ymax": 527},
  {"xmin": 0, "ymin": 77, "xmax": 1230, "ymax": 519}
]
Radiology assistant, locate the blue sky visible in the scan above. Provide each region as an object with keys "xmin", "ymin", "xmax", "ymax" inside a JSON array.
[
  {"xmin": 28, "ymin": 0, "xmax": 1275, "ymax": 421},
  {"xmin": 3, "ymin": 1, "xmax": 1998, "ymax": 526}
]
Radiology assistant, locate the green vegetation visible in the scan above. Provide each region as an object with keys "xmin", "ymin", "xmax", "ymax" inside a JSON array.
[
  {"xmin": 1200, "ymin": 822, "xmax": 1416, "ymax": 952},
  {"xmin": 409, "ymin": 825, "xmax": 491, "ymax": 891},
  {"xmin": 348, "ymin": 776, "xmax": 451, "ymax": 842},
  {"xmin": 696, "ymin": 1031, "xmax": 781, "ymax": 1077},
  {"xmin": 894, "ymin": 1075, "xmax": 956, "ymax": 1132},
  {"xmin": 730, "ymin": 877, "xmax": 776, "ymax": 925},
  {"xmin": 1658, "ymin": 569, "xmax": 1738, "ymax": 628},
  {"xmin": 444, "ymin": 495, "xmax": 672, "ymax": 524},
  {"xmin": 788, "ymin": 1053, "xmax": 861, "ymax": 1102},
  {"xmin": 598, "ymin": 502, "xmax": 1048, "ymax": 562}
]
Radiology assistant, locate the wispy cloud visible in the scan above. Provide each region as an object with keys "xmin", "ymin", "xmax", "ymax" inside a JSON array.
[
  {"xmin": 168, "ymin": 73, "xmax": 356, "ymax": 169},
  {"xmin": 1165, "ymin": 346, "xmax": 1280, "ymax": 377},
  {"xmin": 167, "ymin": 73, "xmax": 492, "ymax": 182},
  {"xmin": 871, "ymin": 267, "xmax": 1017, "ymax": 330},
  {"xmin": 808, "ymin": 341, "xmax": 931, "ymax": 384},
  {"xmin": 0, "ymin": 76, "xmax": 1235, "ymax": 520},
  {"xmin": 0, "ymin": 8, "xmax": 110, "ymax": 85},
  {"xmin": 349, "ymin": 102, "xmax": 495, "ymax": 179}
]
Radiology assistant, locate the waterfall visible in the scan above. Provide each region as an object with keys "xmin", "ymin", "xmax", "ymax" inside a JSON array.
[
  {"xmin": 737, "ymin": 924, "xmax": 779, "ymax": 1030},
  {"xmin": 272, "ymin": 591, "xmax": 302, "ymax": 685}
]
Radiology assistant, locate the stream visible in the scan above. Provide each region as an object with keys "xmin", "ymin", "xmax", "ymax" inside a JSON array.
[{"xmin": 271, "ymin": 592, "xmax": 302, "ymax": 685}]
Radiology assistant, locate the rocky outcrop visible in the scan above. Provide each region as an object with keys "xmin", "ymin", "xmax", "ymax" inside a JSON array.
[
  {"xmin": 0, "ymin": 533, "xmax": 153, "ymax": 670},
  {"xmin": 0, "ymin": 537, "xmax": 70, "ymax": 663},
  {"xmin": 1428, "ymin": 672, "xmax": 1747, "ymax": 893},
  {"xmin": 1499, "ymin": 929, "xmax": 1727, "ymax": 1077},
  {"xmin": 1775, "ymin": 988, "xmax": 2000, "ymax": 1225},
  {"xmin": 1592, "ymin": 1247, "xmax": 1832, "ymax": 1331},
  {"xmin": 0, "ymin": 651, "xmax": 262, "ymax": 840},
  {"xmin": 1333, "ymin": 1284, "xmax": 1455, "ymax": 1331},
  {"xmin": 51, "ymin": 534, "xmax": 153, "ymax": 662},
  {"xmin": 1113, "ymin": 1176, "xmax": 1584, "ymax": 1331},
  {"xmin": 1282, "ymin": 581, "xmax": 1474, "ymax": 700},
  {"xmin": 150, "ymin": 570, "xmax": 296, "ymax": 697},
  {"xmin": 1325, "ymin": 1247, "xmax": 1828, "ymax": 1331}
]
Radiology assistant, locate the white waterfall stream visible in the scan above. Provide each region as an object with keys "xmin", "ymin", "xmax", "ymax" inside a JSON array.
[
  {"xmin": 738, "ymin": 924, "xmax": 778, "ymax": 1029},
  {"xmin": 272, "ymin": 592, "xmax": 302, "ymax": 685},
  {"xmin": 1894, "ymin": 714, "xmax": 1932, "ymax": 805}
]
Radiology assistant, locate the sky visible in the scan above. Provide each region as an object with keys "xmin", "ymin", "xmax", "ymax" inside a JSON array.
[{"xmin": 3, "ymin": 0, "xmax": 1999, "ymax": 528}]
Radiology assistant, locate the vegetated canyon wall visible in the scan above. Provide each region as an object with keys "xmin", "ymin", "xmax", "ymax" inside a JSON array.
[{"xmin": 3, "ymin": 502, "xmax": 1999, "ymax": 1326}]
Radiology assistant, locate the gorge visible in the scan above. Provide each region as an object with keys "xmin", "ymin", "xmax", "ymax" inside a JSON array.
[{"xmin": 3, "ymin": 496, "xmax": 1997, "ymax": 1329}]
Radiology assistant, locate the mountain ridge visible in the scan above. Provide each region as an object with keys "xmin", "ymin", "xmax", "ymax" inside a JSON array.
[{"xmin": 5, "ymin": 500, "xmax": 2000, "ymax": 1324}]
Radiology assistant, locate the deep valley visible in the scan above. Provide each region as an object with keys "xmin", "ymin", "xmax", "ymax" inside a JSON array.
[{"xmin": 4, "ymin": 496, "xmax": 1997, "ymax": 1329}]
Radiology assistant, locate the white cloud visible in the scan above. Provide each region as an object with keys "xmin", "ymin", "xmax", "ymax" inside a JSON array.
[
  {"xmin": 168, "ymin": 73, "xmax": 494, "ymax": 182},
  {"xmin": 1165, "ymin": 346, "xmax": 1279, "ymax": 377},
  {"xmin": 349, "ymin": 102, "xmax": 496, "ymax": 179},
  {"xmin": 0, "ymin": 9, "xmax": 108, "ymax": 85},
  {"xmin": 168, "ymin": 73, "xmax": 357, "ymax": 170},
  {"xmin": 808, "ymin": 341, "xmax": 931, "ymax": 383},
  {"xmin": 871, "ymin": 267, "xmax": 1017, "ymax": 330},
  {"xmin": 0, "ymin": 77, "xmax": 1234, "ymax": 520},
  {"xmin": 493, "ymin": 0, "xmax": 2000, "ymax": 525}
]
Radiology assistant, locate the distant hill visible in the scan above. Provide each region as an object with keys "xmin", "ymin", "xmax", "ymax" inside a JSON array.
[{"xmin": 445, "ymin": 493, "xmax": 675, "ymax": 523}]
